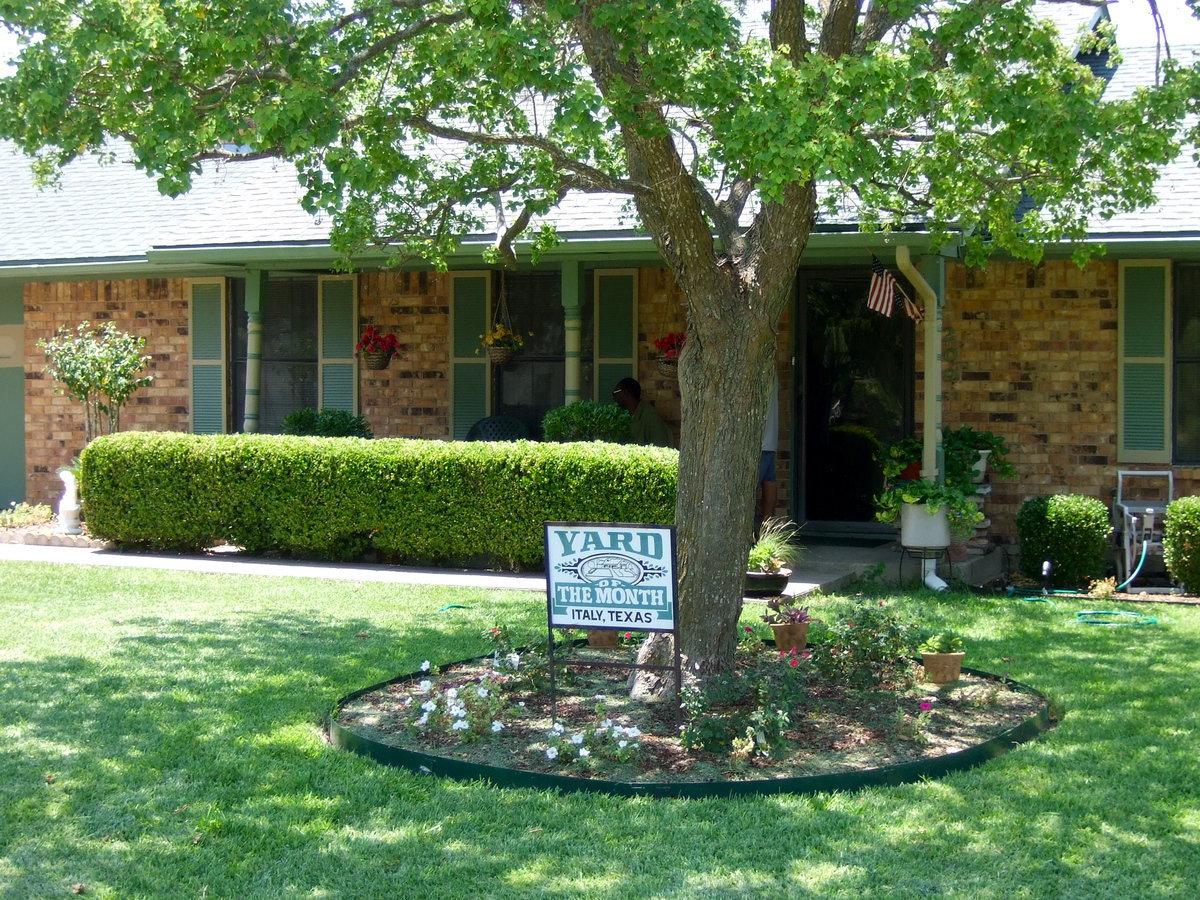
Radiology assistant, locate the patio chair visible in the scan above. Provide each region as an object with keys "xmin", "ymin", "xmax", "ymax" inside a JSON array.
[{"xmin": 465, "ymin": 414, "xmax": 529, "ymax": 442}]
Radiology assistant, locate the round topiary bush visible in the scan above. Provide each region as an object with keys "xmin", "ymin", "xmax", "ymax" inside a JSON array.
[
  {"xmin": 1164, "ymin": 496, "xmax": 1200, "ymax": 592},
  {"xmin": 1016, "ymin": 494, "xmax": 1111, "ymax": 587},
  {"xmin": 542, "ymin": 401, "xmax": 632, "ymax": 443},
  {"xmin": 282, "ymin": 407, "xmax": 374, "ymax": 438}
]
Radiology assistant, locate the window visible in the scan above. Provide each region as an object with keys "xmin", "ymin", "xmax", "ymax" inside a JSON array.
[
  {"xmin": 231, "ymin": 276, "xmax": 319, "ymax": 433},
  {"xmin": 493, "ymin": 271, "xmax": 565, "ymax": 439},
  {"xmin": 1175, "ymin": 264, "xmax": 1200, "ymax": 464}
]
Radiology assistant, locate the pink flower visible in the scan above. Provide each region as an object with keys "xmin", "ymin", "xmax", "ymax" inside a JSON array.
[
  {"xmin": 919, "ymin": 701, "xmax": 933, "ymax": 711},
  {"xmin": 789, "ymin": 658, "xmax": 799, "ymax": 667},
  {"xmin": 800, "ymin": 650, "xmax": 812, "ymax": 659},
  {"xmin": 744, "ymin": 626, "xmax": 753, "ymax": 633}
]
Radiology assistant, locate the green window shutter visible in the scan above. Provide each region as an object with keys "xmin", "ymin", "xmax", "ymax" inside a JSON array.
[
  {"xmin": 189, "ymin": 279, "xmax": 226, "ymax": 434},
  {"xmin": 594, "ymin": 269, "xmax": 637, "ymax": 400},
  {"xmin": 1119, "ymin": 262, "xmax": 1171, "ymax": 463},
  {"xmin": 319, "ymin": 275, "xmax": 357, "ymax": 413},
  {"xmin": 451, "ymin": 272, "xmax": 490, "ymax": 438}
]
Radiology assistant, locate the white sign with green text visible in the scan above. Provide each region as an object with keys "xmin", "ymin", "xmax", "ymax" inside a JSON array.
[{"xmin": 544, "ymin": 523, "xmax": 678, "ymax": 631}]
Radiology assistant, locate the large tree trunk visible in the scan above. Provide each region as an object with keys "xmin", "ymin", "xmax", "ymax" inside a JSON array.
[{"xmin": 672, "ymin": 305, "xmax": 779, "ymax": 676}]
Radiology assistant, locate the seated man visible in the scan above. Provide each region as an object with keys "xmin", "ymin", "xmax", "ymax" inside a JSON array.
[{"xmin": 612, "ymin": 377, "xmax": 673, "ymax": 447}]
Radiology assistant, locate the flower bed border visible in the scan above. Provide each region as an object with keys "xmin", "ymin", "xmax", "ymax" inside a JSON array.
[{"xmin": 327, "ymin": 657, "xmax": 1054, "ymax": 799}]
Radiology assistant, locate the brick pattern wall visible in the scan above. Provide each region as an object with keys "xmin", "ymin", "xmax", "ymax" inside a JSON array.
[
  {"xmin": 24, "ymin": 278, "xmax": 192, "ymax": 507},
  {"xmin": 931, "ymin": 258, "xmax": 1200, "ymax": 543},
  {"xmin": 357, "ymin": 271, "xmax": 451, "ymax": 438}
]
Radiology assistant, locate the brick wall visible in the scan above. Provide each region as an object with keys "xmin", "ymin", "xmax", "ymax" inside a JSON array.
[
  {"xmin": 357, "ymin": 271, "xmax": 451, "ymax": 438},
  {"xmin": 930, "ymin": 258, "xmax": 1200, "ymax": 543},
  {"xmin": 24, "ymin": 278, "xmax": 191, "ymax": 506}
]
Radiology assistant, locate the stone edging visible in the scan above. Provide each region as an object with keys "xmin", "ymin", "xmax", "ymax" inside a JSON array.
[{"xmin": 0, "ymin": 530, "xmax": 109, "ymax": 549}]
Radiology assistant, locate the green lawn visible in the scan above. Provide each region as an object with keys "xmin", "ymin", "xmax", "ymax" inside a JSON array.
[{"xmin": 2, "ymin": 561, "xmax": 1198, "ymax": 899}]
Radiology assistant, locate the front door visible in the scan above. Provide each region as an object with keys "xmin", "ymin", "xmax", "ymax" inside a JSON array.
[{"xmin": 794, "ymin": 267, "xmax": 913, "ymax": 534}]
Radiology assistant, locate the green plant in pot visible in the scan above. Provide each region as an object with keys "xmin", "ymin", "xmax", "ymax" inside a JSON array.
[
  {"xmin": 745, "ymin": 518, "xmax": 801, "ymax": 597},
  {"xmin": 874, "ymin": 478, "xmax": 983, "ymax": 545},
  {"xmin": 762, "ymin": 598, "xmax": 812, "ymax": 653},
  {"xmin": 919, "ymin": 630, "xmax": 966, "ymax": 684}
]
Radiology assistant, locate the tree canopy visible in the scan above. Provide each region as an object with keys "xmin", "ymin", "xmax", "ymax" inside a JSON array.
[{"xmin": 3, "ymin": 0, "xmax": 1197, "ymax": 675}]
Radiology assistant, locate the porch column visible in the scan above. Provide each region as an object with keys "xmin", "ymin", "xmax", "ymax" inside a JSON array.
[
  {"xmin": 562, "ymin": 262, "xmax": 584, "ymax": 404},
  {"xmin": 243, "ymin": 270, "xmax": 266, "ymax": 433}
]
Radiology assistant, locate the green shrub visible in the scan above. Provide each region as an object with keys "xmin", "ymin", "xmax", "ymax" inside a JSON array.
[
  {"xmin": 80, "ymin": 432, "xmax": 676, "ymax": 566},
  {"xmin": 541, "ymin": 401, "xmax": 632, "ymax": 443},
  {"xmin": 1016, "ymin": 494, "xmax": 1111, "ymax": 587},
  {"xmin": 1164, "ymin": 496, "xmax": 1200, "ymax": 591},
  {"xmin": 282, "ymin": 408, "xmax": 373, "ymax": 438},
  {"xmin": 807, "ymin": 604, "xmax": 920, "ymax": 689}
]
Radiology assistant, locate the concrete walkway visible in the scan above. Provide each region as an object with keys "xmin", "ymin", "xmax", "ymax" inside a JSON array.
[{"xmin": 0, "ymin": 534, "xmax": 910, "ymax": 596}]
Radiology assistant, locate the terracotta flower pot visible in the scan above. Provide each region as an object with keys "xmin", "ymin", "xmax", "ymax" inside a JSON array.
[
  {"xmin": 922, "ymin": 651, "xmax": 965, "ymax": 684},
  {"xmin": 770, "ymin": 621, "xmax": 809, "ymax": 654},
  {"xmin": 586, "ymin": 629, "xmax": 619, "ymax": 648}
]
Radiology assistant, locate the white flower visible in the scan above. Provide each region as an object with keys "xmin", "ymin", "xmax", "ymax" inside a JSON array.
[
  {"xmin": 594, "ymin": 694, "xmax": 608, "ymax": 701},
  {"xmin": 415, "ymin": 713, "xmax": 429, "ymax": 726},
  {"xmin": 546, "ymin": 747, "xmax": 559, "ymax": 760},
  {"xmin": 624, "ymin": 726, "xmax": 641, "ymax": 738},
  {"xmin": 578, "ymin": 748, "xmax": 591, "ymax": 758},
  {"xmin": 518, "ymin": 701, "xmax": 526, "ymax": 708},
  {"xmin": 451, "ymin": 719, "xmax": 469, "ymax": 731},
  {"xmin": 446, "ymin": 688, "xmax": 458, "ymax": 699},
  {"xmin": 476, "ymin": 687, "xmax": 489, "ymax": 698},
  {"xmin": 571, "ymin": 733, "xmax": 585, "ymax": 745},
  {"xmin": 420, "ymin": 660, "xmax": 431, "ymax": 672},
  {"xmin": 402, "ymin": 697, "xmax": 413, "ymax": 707},
  {"xmin": 421, "ymin": 700, "xmax": 437, "ymax": 713},
  {"xmin": 551, "ymin": 722, "xmax": 565, "ymax": 734},
  {"xmin": 601, "ymin": 719, "xmax": 614, "ymax": 729},
  {"xmin": 618, "ymin": 740, "xmax": 628, "ymax": 749},
  {"xmin": 451, "ymin": 705, "xmax": 467, "ymax": 718},
  {"xmin": 491, "ymin": 720, "xmax": 505, "ymax": 733},
  {"xmin": 418, "ymin": 679, "xmax": 432, "ymax": 693}
]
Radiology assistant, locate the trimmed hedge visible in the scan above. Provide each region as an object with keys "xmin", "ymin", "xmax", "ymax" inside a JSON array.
[
  {"xmin": 1015, "ymin": 494, "xmax": 1111, "ymax": 587},
  {"xmin": 1164, "ymin": 496, "xmax": 1200, "ymax": 591},
  {"xmin": 79, "ymin": 432, "xmax": 677, "ymax": 568},
  {"xmin": 542, "ymin": 401, "xmax": 632, "ymax": 443}
]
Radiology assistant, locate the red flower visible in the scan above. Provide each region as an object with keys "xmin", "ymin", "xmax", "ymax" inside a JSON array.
[
  {"xmin": 653, "ymin": 332, "xmax": 686, "ymax": 360},
  {"xmin": 356, "ymin": 326, "xmax": 400, "ymax": 357},
  {"xmin": 789, "ymin": 658, "xmax": 799, "ymax": 667}
]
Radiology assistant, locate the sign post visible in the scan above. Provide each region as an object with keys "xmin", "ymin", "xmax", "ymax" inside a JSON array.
[{"xmin": 543, "ymin": 522, "xmax": 681, "ymax": 717}]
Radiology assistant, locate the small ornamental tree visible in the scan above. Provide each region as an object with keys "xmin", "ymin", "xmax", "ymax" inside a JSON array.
[{"xmin": 39, "ymin": 321, "xmax": 153, "ymax": 446}]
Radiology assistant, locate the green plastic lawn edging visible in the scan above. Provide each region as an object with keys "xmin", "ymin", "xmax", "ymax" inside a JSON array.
[{"xmin": 328, "ymin": 661, "xmax": 1054, "ymax": 799}]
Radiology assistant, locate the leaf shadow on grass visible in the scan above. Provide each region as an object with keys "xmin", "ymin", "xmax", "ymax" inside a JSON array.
[{"xmin": 3, "ymin": 581, "xmax": 1200, "ymax": 899}]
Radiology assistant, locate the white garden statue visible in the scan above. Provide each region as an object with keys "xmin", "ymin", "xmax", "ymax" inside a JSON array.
[{"xmin": 58, "ymin": 469, "xmax": 82, "ymax": 535}]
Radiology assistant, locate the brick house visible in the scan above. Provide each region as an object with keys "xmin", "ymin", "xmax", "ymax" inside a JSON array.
[{"xmin": 2, "ymin": 42, "xmax": 1198, "ymax": 547}]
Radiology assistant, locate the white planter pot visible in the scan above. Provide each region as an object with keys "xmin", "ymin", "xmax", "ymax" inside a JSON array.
[
  {"xmin": 899, "ymin": 502, "xmax": 951, "ymax": 549},
  {"xmin": 970, "ymin": 449, "xmax": 992, "ymax": 484}
]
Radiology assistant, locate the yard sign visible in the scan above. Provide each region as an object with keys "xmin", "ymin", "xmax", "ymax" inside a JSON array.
[{"xmin": 544, "ymin": 522, "xmax": 678, "ymax": 631}]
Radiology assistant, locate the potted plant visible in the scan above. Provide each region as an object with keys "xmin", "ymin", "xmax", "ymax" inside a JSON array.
[
  {"xmin": 762, "ymin": 598, "xmax": 812, "ymax": 653},
  {"xmin": 745, "ymin": 517, "xmax": 801, "ymax": 597},
  {"xmin": 356, "ymin": 326, "xmax": 401, "ymax": 370},
  {"xmin": 874, "ymin": 478, "xmax": 983, "ymax": 548},
  {"xmin": 652, "ymin": 332, "xmax": 686, "ymax": 379},
  {"xmin": 942, "ymin": 425, "xmax": 1016, "ymax": 485},
  {"xmin": 479, "ymin": 323, "xmax": 527, "ymax": 366},
  {"xmin": 919, "ymin": 630, "xmax": 966, "ymax": 683}
]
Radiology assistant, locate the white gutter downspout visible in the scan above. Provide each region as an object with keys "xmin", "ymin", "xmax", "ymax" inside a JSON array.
[{"xmin": 895, "ymin": 245, "xmax": 948, "ymax": 591}]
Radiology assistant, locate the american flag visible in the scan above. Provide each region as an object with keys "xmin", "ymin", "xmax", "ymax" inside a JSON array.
[
  {"xmin": 867, "ymin": 255, "xmax": 898, "ymax": 317},
  {"xmin": 867, "ymin": 255, "xmax": 925, "ymax": 323}
]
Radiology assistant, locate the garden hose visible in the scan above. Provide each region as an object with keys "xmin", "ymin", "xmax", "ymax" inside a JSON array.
[{"xmin": 1075, "ymin": 610, "xmax": 1158, "ymax": 626}]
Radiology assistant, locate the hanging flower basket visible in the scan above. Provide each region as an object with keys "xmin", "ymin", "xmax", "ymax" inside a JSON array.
[
  {"xmin": 488, "ymin": 345, "xmax": 517, "ymax": 366},
  {"xmin": 656, "ymin": 357, "xmax": 679, "ymax": 380},
  {"xmin": 362, "ymin": 349, "xmax": 392, "ymax": 370}
]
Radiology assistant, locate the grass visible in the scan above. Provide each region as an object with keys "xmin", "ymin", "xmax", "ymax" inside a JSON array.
[{"xmin": 2, "ymin": 562, "xmax": 1199, "ymax": 899}]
